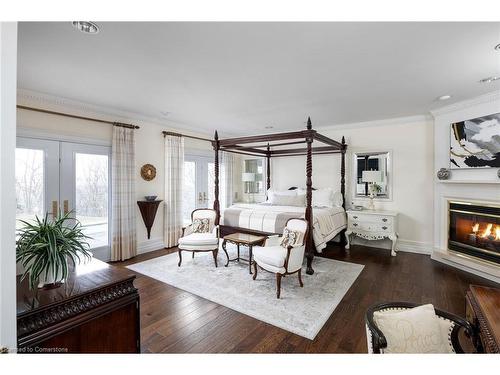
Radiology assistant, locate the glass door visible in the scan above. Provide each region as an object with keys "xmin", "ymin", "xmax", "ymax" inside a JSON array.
[
  {"xmin": 60, "ymin": 142, "xmax": 111, "ymax": 260},
  {"xmin": 15, "ymin": 137, "xmax": 111, "ymax": 261},
  {"xmin": 15, "ymin": 138, "xmax": 59, "ymax": 229}
]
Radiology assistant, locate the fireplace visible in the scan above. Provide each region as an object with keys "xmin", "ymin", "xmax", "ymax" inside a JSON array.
[{"xmin": 448, "ymin": 201, "xmax": 500, "ymax": 264}]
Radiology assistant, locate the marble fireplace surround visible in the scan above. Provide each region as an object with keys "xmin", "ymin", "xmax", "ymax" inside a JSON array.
[{"xmin": 431, "ymin": 92, "xmax": 500, "ymax": 284}]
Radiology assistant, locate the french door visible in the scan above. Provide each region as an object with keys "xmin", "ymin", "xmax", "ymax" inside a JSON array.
[
  {"xmin": 182, "ymin": 154, "xmax": 225, "ymax": 225},
  {"xmin": 15, "ymin": 137, "xmax": 111, "ymax": 260}
]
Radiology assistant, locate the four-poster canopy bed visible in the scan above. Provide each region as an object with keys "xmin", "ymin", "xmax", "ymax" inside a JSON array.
[{"xmin": 212, "ymin": 117, "xmax": 347, "ymax": 275}]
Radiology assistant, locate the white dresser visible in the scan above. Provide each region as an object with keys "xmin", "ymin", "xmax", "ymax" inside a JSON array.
[{"xmin": 345, "ymin": 209, "xmax": 399, "ymax": 256}]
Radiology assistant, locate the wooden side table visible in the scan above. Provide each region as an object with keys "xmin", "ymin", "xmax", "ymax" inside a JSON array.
[
  {"xmin": 465, "ymin": 285, "xmax": 500, "ymax": 353},
  {"xmin": 222, "ymin": 233, "xmax": 267, "ymax": 274}
]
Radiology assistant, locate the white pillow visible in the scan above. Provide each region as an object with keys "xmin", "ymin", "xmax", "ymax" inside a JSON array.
[
  {"xmin": 272, "ymin": 194, "xmax": 305, "ymax": 207},
  {"xmin": 332, "ymin": 191, "xmax": 343, "ymax": 207},
  {"xmin": 297, "ymin": 187, "xmax": 338, "ymax": 207},
  {"xmin": 373, "ymin": 304, "xmax": 450, "ymax": 353},
  {"xmin": 313, "ymin": 188, "xmax": 333, "ymax": 207},
  {"xmin": 266, "ymin": 188, "xmax": 296, "ymax": 203}
]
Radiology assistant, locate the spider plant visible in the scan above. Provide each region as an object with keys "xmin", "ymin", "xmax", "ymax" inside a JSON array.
[{"xmin": 16, "ymin": 211, "xmax": 92, "ymax": 289}]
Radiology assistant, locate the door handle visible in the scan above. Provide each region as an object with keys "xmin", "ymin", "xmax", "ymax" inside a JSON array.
[
  {"xmin": 203, "ymin": 192, "xmax": 208, "ymax": 201},
  {"xmin": 63, "ymin": 200, "xmax": 69, "ymax": 215},
  {"xmin": 52, "ymin": 200, "xmax": 58, "ymax": 218}
]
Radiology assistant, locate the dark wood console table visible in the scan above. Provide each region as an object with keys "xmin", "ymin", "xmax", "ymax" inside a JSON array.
[
  {"xmin": 465, "ymin": 285, "xmax": 500, "ymax": 353},
  {"xmin": 17, "ymin": 258, "xmax": 140, "ymax": 353}
]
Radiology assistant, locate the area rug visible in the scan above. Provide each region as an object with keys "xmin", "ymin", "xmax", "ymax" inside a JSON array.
[{"xmin": 127, "ymin": 245, "xmax": 364, "ymax": 340}]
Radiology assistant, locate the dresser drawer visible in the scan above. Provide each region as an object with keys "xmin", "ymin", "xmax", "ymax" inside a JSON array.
[
  {"xmin": 349, "ymin": 222, "xmax": 394, "ymax": 233},
  {"xmin": 348, "ymin": 213, "xmax": 394, "ymax": 226}
]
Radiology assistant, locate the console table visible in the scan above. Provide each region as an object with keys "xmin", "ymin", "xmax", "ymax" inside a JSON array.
[
  {"xmin": 345, "ymin": 209, "xmax": 399, "ymax": 256},
  {"xmin": 466, "ymin": 285, "xmax": 500, "ymax": 353},
  {"xmin": 17, "ymin": 258, "xmax": 140, "ymax": 353}
]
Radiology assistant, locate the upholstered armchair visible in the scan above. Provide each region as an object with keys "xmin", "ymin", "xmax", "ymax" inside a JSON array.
[
  {"xmin": 365, "ymin": 302, "xmax": 474, "ymax": 353},
  {"xmin": 252, "ymin": 218, "xmax": 309, "ymax": 299},
  {"xmin": 177, "ymin": 208, "xmax": 220, "ymax": 267}
]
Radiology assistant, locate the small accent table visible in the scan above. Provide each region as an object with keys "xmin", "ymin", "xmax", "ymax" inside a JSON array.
[
  {"xmin": 345, "ymin": 209, "xmax": 399, "ymax": 256},
  {"xmin": 222, "ymin": 233, "xmax": 267, "ymax": 274}
]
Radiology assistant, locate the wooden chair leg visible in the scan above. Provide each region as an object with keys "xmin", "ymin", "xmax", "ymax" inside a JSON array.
[
  {"xmin": 212, "ymin": 249, "xmax": 218, "ymax": 267},
  {"xmin": 192, "ymin": 252, "xmax": 195, "ymax": 259},
  {"xmin": 298, "ymin": 269, "xmax": 304, "ymax": 287},
  {"xmin": 178, "ymin": 250, "xmax": 182, "ymax": 267},
  {"xmin": 252, "ymin": 262, "xmax": 258, "ymax": 280},
  {"xmin": 276, "ymin": 273, "xmax": 282, "ymax": 299}
]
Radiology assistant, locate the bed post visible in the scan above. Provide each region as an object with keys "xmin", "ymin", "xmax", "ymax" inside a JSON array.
[
  {"xmin": 213, "ymin": 130, "xmax": 220, "ymax": 225},
  {"xmin": 341, "ymin": 136, "xmax": 346, "ymax": 209},
  {"xmin": 305, "ymin": 117, "xmax": 315, "ymax": 275},
  {"xmin": 339, "ymin": 136, "xmax": 347, "ymax": 248},
  {"xmin": 266, "ymin": 143, "xmax": 271, "ymax": 192}
]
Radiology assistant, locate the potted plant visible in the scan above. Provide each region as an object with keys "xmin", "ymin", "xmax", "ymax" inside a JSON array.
[{"xmin": 16, "ymin": 212, "xmax": 92, "ymax": 289}]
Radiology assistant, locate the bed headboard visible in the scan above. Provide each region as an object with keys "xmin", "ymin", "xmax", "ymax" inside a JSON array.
[{"xmin": 288, "ymin": 186, "xmax": 317, "ymax": 191}]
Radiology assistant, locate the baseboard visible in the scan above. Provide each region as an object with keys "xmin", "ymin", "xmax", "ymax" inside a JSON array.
[
  {"xmin": 431, "ymin": 249, "xmax": 500, "ymax": 284},
  {"xmin": 396, "ymin": 240, "xmax": 432, "ymax": 255},
  {"xmin": 349, "ymin": 237, "xmax": 431, "ymax": 255},
  {"xmin": 137, "ymin": 237, "xmax": 166, "ymax": 255}
]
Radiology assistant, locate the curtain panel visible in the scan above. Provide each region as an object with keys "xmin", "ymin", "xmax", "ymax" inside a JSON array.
[
  {"xmin": 164, "ymin": 135, "xmax": 185, "ymax": 247},
  {"xmin": 111, "ymin": 127, "xmax": 137, "ymax": 261}
]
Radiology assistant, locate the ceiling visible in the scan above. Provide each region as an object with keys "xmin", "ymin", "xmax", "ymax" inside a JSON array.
[{"xmin": 17, "ymin": 22, "xmax": 500, "ymax": 135}]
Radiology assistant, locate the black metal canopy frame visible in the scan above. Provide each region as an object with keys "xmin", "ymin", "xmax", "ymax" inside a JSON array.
[{"xmin": 211, "ymin": 117, "xmax": 347, "ymax": 275}]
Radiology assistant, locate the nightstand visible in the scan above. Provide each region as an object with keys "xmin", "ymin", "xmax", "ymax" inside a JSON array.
[{"xmin": 345, "ymin": 209, "xmax": 399, "ymax": 256}]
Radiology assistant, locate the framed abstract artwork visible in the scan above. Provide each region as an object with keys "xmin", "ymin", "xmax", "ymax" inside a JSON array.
[{"xmin": 450, "ymin": 112, "xmax": 500, "ymax": 169}]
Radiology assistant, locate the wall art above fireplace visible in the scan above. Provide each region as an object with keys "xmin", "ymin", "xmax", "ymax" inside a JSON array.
[
  {"xmin": 448, "ymin": 200, "xmax": 500, "ymax": 265},
  {"xmin": 450, "ymin": 112, "xmax": 500, "ymax": 169}
]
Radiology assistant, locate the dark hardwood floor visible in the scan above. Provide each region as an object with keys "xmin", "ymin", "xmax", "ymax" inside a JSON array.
[{"xmin": 115, "ymin": 245, "xmax": 498, "ymax": 353}]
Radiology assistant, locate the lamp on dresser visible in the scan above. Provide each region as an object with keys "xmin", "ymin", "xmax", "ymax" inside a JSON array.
[{"xmin": 362, "ymin": 170, "xmax": 382, "ymax": 210}]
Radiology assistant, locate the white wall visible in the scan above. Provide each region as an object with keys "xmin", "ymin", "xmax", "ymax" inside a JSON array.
[
  {"xmin": 431, "ymin": 91, "xmax": 500, "ymax": 282},
  {"xmin": 271, "ymin": 116, "xmax": 435, "ymax": 253},
  {"xmin": 0, "ymin": 22, "xmax": 18, "ymax": 351},
  {"xmin": 16, "ymin": 91, "xmax": 215, "ymax": 257}
]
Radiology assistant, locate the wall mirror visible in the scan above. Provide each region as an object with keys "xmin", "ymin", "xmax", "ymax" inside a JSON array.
[
  {"xmin": 352, "ymin": 151, "xmax": 392, "ymax": 200},
  {"xmin": 243, "ymin": 158, "xmax": 264, "ymax": 195}
]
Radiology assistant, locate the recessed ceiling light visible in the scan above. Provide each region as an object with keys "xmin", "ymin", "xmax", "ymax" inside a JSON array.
[
  {"xmin": 495, "ymin": 43, "xmax": 500, "ymax": 51},
  {"xmin": 437, "ymin": 95, "xmax": 452, "ymax": 101},
  {"xmin": 72, "ymin": 21, "xmax": 100, "ymax": 34},
  {"xmin": 265, "ymin": 125, "xmax": 274, "ymax": 129},
  {"xmin": 479, "ymin": 76, "xmax": 500, "ymax": 83}
]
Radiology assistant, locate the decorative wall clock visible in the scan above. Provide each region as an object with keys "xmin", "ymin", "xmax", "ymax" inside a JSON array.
[{"xmin": 140, "ymin": 164, "xmax": 157, "ymax": 181}]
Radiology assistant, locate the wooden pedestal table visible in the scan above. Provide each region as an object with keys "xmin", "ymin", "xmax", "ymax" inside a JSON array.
[{"xmin": 222, "ymin": 233, "xmax": 267, "ymax": 274}]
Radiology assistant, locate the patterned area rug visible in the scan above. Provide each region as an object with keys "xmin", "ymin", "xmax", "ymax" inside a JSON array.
[{"xmin": 127, "ymin": 245, "xmax": 364, "ymax": 340}]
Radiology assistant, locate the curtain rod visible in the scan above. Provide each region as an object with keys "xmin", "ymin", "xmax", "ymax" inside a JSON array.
[
  {"xmin": 17, "ymin": 105, "xmax": 140, "ymax": 129},
  {"xmin": 162, "ymin": 130, "xmax": 212, "ymax": 142}
]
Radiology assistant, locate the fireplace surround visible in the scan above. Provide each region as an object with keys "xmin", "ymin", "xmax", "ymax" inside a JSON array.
[{"xmin": 448, "ymin": 200, "xmax": 500, "ymax": 265}]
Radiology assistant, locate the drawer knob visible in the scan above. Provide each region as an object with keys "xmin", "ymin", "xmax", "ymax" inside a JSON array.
[
  {"xmin": 382, "ymin": 226, "xmax": 387, "ymax": 230},
  {"xmin": 352, "ymin": 223, "xmax": 358, "ymax": 227},
  {"xmin": 382, "ymin": 218, "xmax": 388, "ymax": 222}
]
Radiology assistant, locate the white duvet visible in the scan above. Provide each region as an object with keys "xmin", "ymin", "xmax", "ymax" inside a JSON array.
[{"xmin": 222, "ymin": 203, "xmax": 347, "ymax": 253}]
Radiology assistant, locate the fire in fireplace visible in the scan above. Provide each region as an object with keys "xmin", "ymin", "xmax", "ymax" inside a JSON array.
[{"xmin": 448, "ymin": 201, "xmax": 500, "ymax": 264}]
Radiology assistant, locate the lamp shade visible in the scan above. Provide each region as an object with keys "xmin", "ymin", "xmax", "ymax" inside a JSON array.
[
  {"xmin": 362, "ymin": 170, "xmax": 382, "ymax": 183},
  {"xmin": 242, "ymin": 172, "xmax": 255, "ymax": 182}
]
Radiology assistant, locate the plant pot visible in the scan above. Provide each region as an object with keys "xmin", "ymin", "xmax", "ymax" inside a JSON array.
[{"xmin": 37, "ymin": 267, "xmax": 65, "ymax": 289}]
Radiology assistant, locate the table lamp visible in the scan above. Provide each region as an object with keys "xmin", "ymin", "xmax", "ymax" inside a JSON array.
[{"xmin": 362, "ymin": 170, "xmax": 382, "ymax": 210}]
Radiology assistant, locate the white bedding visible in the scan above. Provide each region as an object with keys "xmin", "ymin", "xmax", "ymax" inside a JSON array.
[{"xmin": 221, "ymin": 203, "xmax": 347, "ymax": 253}]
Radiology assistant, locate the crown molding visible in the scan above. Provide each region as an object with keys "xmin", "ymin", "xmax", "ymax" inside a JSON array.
[
  {"xmin": 16, "ymin": 88, "xmax": 215, "ymax": 138},
  {"xmin": 430, "ymin": 90, "xmax": 500, "ymax": 118},
  {"xmin": 314, "ymin": 114, "xmax": 433, "ymax": 132}
]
